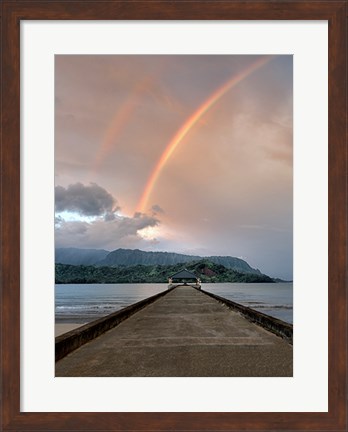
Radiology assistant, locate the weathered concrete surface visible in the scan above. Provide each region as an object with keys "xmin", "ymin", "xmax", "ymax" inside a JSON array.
[
  {"xmin": 55, "ymin": 288, "xmax": 174, "ymax": 362},
  {"xmin": 201, "ymin": 288, "xmax": 293, "ymax": 343},
  {"xmin": 55, "ymin": 286, "xmax": 293, "ymax": 377}
]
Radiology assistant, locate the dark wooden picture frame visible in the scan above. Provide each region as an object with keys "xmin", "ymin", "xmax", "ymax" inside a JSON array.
[{"xmin": 1, "ymin": 1, "xmax": 346, "ymax": 431}]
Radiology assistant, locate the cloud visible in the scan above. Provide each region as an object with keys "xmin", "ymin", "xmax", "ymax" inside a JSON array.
[
  {"xmin": 55, "ymin": 212, "xmax": 160, "ymax": 250},
  {"xmin": 151, "ymin": 204, "xmax": 165, "ymax": 215},
  {"xmin": 55, "ymin": 183, "xmax": 160, "ymax": 249},
  {"xmin": 55, "ymin": 182, "xmax": 120, "ymax": 217},
  {"xmin": 55, "ymin": 215, "xmax": 64, "ymax": 226}
]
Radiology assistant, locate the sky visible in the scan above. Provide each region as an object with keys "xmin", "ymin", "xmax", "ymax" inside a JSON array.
[{"xmin": 55, "ymin": 55, "xmax": 293, "ymax": 279}]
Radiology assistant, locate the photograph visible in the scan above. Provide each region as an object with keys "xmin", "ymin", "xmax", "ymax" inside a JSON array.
[
  {"xmin": 1, "ymin": 0, "xmax": 346, "ymax": 430},
  {"xmin": 54, "ymin": 54, "xmax": 293, "ymax": 377}
]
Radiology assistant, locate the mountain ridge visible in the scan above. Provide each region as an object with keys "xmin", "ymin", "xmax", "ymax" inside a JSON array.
[
  {"xmin": 55, "ymin": 247, "xmax": 109, "ymax": 266},
  {"xmin": 55, "ymin": 247, "xmax": 261, "ymax": 275}
]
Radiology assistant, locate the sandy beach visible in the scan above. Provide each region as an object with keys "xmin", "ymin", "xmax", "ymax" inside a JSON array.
[{"xmin": 55, "ymin": 323, "xmax": 85, "ymax": 337}]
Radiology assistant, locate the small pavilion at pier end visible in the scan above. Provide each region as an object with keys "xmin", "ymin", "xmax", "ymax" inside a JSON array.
[{"xmin": 168, "ymin": 269, "xmax": 201, "ymax": 288}]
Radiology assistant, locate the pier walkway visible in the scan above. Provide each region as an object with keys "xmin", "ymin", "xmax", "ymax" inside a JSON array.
[{"xmin": 55, "ymin": 286, "xmax": 292, "ymax": 377}]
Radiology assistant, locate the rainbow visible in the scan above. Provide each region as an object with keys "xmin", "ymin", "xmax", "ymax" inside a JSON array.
[
  {"xmin": 136, "ymin": 56, "xmax": 273, "ymax": 213},
  {"xmin": 94, "ymin": 76, "xmax": 154, "ymax": 172}
]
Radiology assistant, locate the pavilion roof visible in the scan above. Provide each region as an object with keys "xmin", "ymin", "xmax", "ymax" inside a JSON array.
[{"xmin": 170, "ymin": 269, "xmax": 197, "ymax": 280}]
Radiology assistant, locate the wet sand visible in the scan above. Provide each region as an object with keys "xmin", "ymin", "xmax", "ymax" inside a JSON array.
[{"xmin": 55, "ymin": 323, "xmax": 85, "ymax": 337}]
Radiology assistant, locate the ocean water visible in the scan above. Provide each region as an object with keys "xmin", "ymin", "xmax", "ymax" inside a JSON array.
[
  {"xmin": 203, "ymin": 283, "xmax": 293, "ymax": 324},
  {"xmin": 55, "ymin": 282, "xmax": 293, "ymax": 324},
  {"xmin": 55, "ymin": 283, "xmax": 167, "ymax": 323}
]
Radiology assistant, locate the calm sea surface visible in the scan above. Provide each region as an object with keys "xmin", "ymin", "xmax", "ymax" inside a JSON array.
[
  {"xmin": 203, "ymin": 283, "xmax": 293, "ymax": 324},
  {"xmin": 55, "ymin": 282, "xmax": 293, "ymax": 324}
]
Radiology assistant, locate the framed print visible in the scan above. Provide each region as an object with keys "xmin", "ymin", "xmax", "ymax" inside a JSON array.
[{"xmin": 1, "ymin": 1, "xmax": 346, "ymax": 431}]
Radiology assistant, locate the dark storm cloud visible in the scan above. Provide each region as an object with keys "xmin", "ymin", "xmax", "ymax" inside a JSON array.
[
  {"xmin": 55, "ymin": 182, "xmax": 120, "ymax": 216},
  {"xmin": 55, "ymin": 182, "xmax": 160, "ymax": 249}
]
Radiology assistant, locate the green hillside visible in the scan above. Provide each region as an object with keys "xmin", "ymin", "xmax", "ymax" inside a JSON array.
[{"xmin": 55, "ymin": 259, "xmax": 274, "ymax": 284}]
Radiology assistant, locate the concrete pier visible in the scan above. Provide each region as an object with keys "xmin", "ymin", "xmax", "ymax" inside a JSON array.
[{"xmin": 55, "ymin": 286, "xmax": 292, "ymax": 377}]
